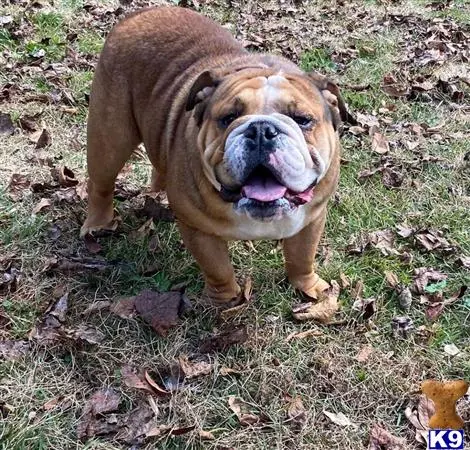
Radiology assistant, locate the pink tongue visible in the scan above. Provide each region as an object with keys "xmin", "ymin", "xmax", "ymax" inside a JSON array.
[{"xmin": 242, "ymin": 176, "xmax": 287, "ymax": 202}]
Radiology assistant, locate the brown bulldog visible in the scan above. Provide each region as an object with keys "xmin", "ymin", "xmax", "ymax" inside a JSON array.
[{"xmin": 81, "ymin": 6, "xmax": 349, "ymax": 310}]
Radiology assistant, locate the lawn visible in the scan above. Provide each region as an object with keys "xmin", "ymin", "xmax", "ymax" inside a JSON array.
[{"xmin": 1, "ymin": 0, "xmax": 469, "ymax": 449}]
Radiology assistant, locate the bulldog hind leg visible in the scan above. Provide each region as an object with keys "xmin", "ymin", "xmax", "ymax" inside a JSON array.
[{"xmin": 81, "ymin": 91, "xmax": 140, "ymax": 236}]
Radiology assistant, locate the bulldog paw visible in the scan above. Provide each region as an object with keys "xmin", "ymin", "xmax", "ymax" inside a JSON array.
[
  {"xmin": 80, "ymin": 217, "xmax": 119, "ymax": 237},
  {"xmin": 202, "ymin": 282, "xmax": 241, "ymax": 306},
  {"xmin": 292, "ymin": 279, "xmax": 340, "ymax": 323},
  {"xmin": 289, "ymin": 272, "xmax": 331, "ymax": 300}
]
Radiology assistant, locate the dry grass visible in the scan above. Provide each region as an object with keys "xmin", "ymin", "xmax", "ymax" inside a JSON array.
[{"xmin": 1, "ymin": 0, "xmax": 470, "ymax": 449}]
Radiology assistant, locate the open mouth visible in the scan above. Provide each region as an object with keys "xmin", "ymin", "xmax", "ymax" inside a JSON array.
[{"xmin": 220, "ymin": 166, "xmax": 316, "ymax": 206}]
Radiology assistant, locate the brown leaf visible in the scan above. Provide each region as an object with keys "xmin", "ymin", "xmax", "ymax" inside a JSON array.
[
  {"xmin": 71, "ymin": 325, "xmax": 105, "ymax": 344},
  {"xmin": 457, "ymin": 255, "xmax": 470, "ymax": 269},
  {"xmin": 323, "ymin": 410, "xmax": 355, "ymax": 427},
  {"xmin": 0, "ymin": 340, "xmax": 30, "ymax": 360},
  {"xmin": 368, "ymin": 424, "xmax": 406, "ymax": 449},
  {"xmin": 382, "ymin": 74, "xmax": 409, "ymax": 98},
  {"xmin": 405, "ymin": 395, "xmax": 435, "ymax": 444},
  {"xmin": 115, "ymin": 405, "xmax": 155, "ymax": 444},
  {"xmin": 415, "ymin": 229, "xmax": 453, "ymax": 252},
  {"xmin": 134, "ymin": 289, "xmax": 186, "ymax": 337},
  {"xmin": 426, "ymin": 285, "xmax": 467, "ymax": 321},
  {"xmin": 391, "ymin": 316, "xmax": 414, "ymax": 339},
  {"xmin": 199, "ymin": 429, "xmax": 215, "ymax": 440},
  {"xmin": 355, "ymin": 344, "xmax": 374, "ymax": 362},
  {"xmin": 32, "ymin": 197, "xmax": 51, "ymax": 214},
  {"xmin": 396, "ymin": 224, "xmax": 414, "ymax": 238},
  {"xmin": 110, "ymin": 296, "xmax": 136, "ymax": 319},
  {"xmin": 339, "ymin": 273, "xmax": 351, "ymax": 288},
  {"xmin": 7, "ymin": 173, "xmax": 31, "ymax": 200},
  {"xmin": 371, "ymin": 128, "xmax": 390, "ymax": 154},
  {"xmin": 412, "ymin": 268, "xmax": 447, "ymax": 294},
  {"xmin": 140, "ymin": 193, "xmax": 174, "ymax": 222},
  {"xmin": 0, "ymin": 267, "xmax": 21, "ymax": 294},
  {"xmin": 384, "ymin": 271, "xmax": 399, "ymax": 288},
  {"xmin": 83, "ymin": 234, "xmax": 102, "ymax": 254},
  {"xmin": 292, "ymin": 280, "xmax": 340, "ymax": 323},
  {"xmin": 19, "ymin": 114, "xmax": 40, "ymax": 132},
  {"xmin": 178, "ymin": 355, "xmax": 212, "ymax": 379},
  {"xmin": 228, "ymin": 396, "xmax": 261, "ymax": 426},
  {"xmin": 77, "ymin": 388, "xmax": 121, "ymax": 440},
  {"xmin": 51, "ymin": 166, "xmax": 78, "ymax": 187},
  {"xmin": 199, "ymin": 323, "xmax": 248, "ymax": 353},
  {"xmin": 81, "ymin": 301, "xmax": 111, "ymax": 315},
  {"xmin": 145, "ymin": 367, "xmax": 181, "ymax": 394},
  {"xmin": 285, "ymin": 329, "xmax": 323, "ymax": 341},
  {"xmin": 287, "ymin": 396, "xmax": 307, "ymax": 428},
  {"xmin": 31, "ymin": 128, "xmax": 51, "ymax": 149},
  {"xmin": 382, "ymin": 168, "xmax": 404, "ymax": 189},
  {"xmin": 352, "ymin": 297, "xmax": 377, "ymax": 321},
  {"xmin": 0, "ymin": 112, "xmax": 15, "ymax": 135},
  {"xmin": 219, "ymin": 366, "xmax": 242, "ymax": 376},
  {"xmin": 131, "ymin": 218, "xmax": 155, "ymax": 240},
  {"xmin": 121, "ymin": 365, "xmax": 156, "ymax": 395}
]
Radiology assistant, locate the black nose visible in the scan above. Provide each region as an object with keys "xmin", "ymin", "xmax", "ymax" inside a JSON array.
[{"xmin": 243, "ymin": 122, "xmax": 279, "ymax": 142}]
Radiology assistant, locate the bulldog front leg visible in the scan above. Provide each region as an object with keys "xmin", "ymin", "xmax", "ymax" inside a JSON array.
[
  {"xmin": 283, "ymin": 209, "xmax": 330, "ymax": 299},
  {"xmin": 178, "ymin": 222, "xmax": 240, "ymax": 303}
]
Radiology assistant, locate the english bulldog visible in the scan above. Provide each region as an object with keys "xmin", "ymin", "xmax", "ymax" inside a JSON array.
[{"xmin": 81, "ymin": 6, "xmax": 349, "ymax": 315}]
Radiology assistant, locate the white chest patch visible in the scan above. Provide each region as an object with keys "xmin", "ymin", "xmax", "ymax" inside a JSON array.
[{"xmin": 228, "ymin": 206, "xmax": 309, "ymax": 240}]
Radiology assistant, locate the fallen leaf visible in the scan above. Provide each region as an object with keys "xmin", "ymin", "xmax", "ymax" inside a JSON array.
[
  {"xmin": 51, "ymin": 166, "xmax": 78, "ymax": 187},
  {"xmin": 382, "ymin": 74, "xmax": 409, "ymax": 98},
  {"xmin": 145, "ymin": 366, "xmax": 182, "ymax": 393},
  {"xmin": 7, "ymin": 174, "xmax": 31, "ymax": 201},
  {"xmin": 339, "ymin": 273, "xmax": 351, "ymax": 288},
  {"xmin": 0, "ymin": 112, "xmax": 15, "ymax": 135},
  {"xmin": 115, "ymin": 405, "xmax": 156, "ymax": 444},
  {"xmin": 384, "ymin": 271, "xmax": 399, "ymax": 288},
  {"xmin": 134, "ymin": 289, "xmax": 186, "ymax": 336},
  {"xmin": 110, "ymin": 296, "xmax": 136, "ymax": 319},
  {"xmin": 30, "ymin": 128, "xmax": 51, "ymax": 149},
  {"xmin": 412, "ymin": 268, "xmax": 447, "ymax": 294},
  {"xmin": 82, "ymin": 301, "xmax": 111, "ymax": 315},
  {"xmin": 199, "ymin": 429, "xmax": 215, "ymax": 440},
  {"xmin": 77, "ymin": 388, "xmax": 121, "ymax": 441},
  {"xmin": 370, "ymin": 128, "xmax": 390, "ymax": 154},
  {"xmin": 391, "ymin": 316, "xmax": 414, "ymax": 339},
  {"xmin": 352, "ymin": 297, "xmax": 377, "ymax": 321},
  {"xmin": 0, "ymin": 340, "xmax": 30, "ymax": 360},
  {"xmin": 405, "ymin": 394, "xmax": 436, "ymax": 444},
  {"xmin": 287, "ymin": 396, "xmax": 307, "ymax": 428},
  {"xmin": 121, "ymin": 365, "xmax": 157, "ymax": 395},
  {"xmin": 397, "ymin": 286, "xmax": 412, "ymax": 311},
  {"xmin": 71, "ymin": 325, "xmax": 105, "ymax": 344},
  {"xmin": 292, "ymin": 280, "xmax": 340, "ymax": 323},
  {"xmin": 178, "ymin": 355, "xmax": 212, "ymax": 379},
  {"xmin": 285, "ymin": 329, "xmax": 323, "ymax": 341},
  {"xmin": 415, "ymin": 229, "xmax": 454, "ymax": 252},
  {"xmin": 355, "ymin": 344, "xmax": 374, "ymax": 362},
  {"xmin": 219, "ymin": 366, "xmax": 242, "ymax": 376},
  {"xmin": 228, "ymin": 396, "xmax": 261, "ymax": 426},
  {"xmin": 130, "ymin": 218, "xmax": 155, "ymax": 240},
  {"xmin": 199, "ymin": 323, "xmax": 248, "ymax": 353},
  {"xmin": 457, "ymin": 256, "xmax": 470, "ymax": 269},
  {"xmin": 83, "ymin": 234, "xmax": 102, "ymax": 254},
  {"xmin": 368, "ymin": 424, "xmax": 406, "ymax": 449},
  {"xmin": 0, "ymin": 267, "xmax": 21, "ymax": 294},
  {"xmin": 19, "ymin": 114, "xmax": 40, "ymax": 132},
  {"xmin": 32, "ymin": 197, "xmax": 52, "ymax": 214},
  {"xmin": 382, "ymin": 168, "xmax": 404, "ymax": 189},
  {"xmin": 139, "ymin": 193, "xmax": 174, "ymax": 222},
  {"xmin": 323, "ymin": 410, "xmax": 355, "ymax": 427},
  {"xmin": 443, "ymin": 343, "xmax": 461, "ymax": 356}
]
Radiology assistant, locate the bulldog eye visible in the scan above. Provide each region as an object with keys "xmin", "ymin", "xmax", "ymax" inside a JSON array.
[
  {"xmin": 218, "ymin": 113, "xmax": 239, "ymax": 129},
  {"xmin": 291, "ymin": 114, "xmax": 313, "ymax": 128}
]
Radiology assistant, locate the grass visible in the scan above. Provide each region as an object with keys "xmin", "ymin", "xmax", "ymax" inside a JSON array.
[{"xmin": 1, "ymin": 1, "xmax": 470, "ymax": 449}]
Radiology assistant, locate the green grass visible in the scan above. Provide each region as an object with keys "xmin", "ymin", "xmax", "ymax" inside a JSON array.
[{"xmin": 1, "ymin": 1, "xmax": 470, "ymax": 449}]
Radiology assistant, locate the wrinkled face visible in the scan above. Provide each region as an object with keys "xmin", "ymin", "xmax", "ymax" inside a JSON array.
[{"xmin": 194, "ymin": 69, "xmax": 339, "ymax": 221}]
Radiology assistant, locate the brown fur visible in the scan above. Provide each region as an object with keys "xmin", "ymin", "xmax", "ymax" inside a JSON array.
[{"xmin": 82, "ymin": 6, "xmax": 344, "ymax": 303}]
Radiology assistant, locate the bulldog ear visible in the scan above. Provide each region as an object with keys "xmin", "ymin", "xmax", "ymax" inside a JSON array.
[
  {"xmin": 308, "ymin": 73, "xmax": 356, "ymax": 131},
  {"xmin": 186, "ymin": 70, "xmax": 220, "ymax": 112}
]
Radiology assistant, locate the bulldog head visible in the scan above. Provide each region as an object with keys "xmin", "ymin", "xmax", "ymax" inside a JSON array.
[{"xmin": 186, "ymin": 65, "xmax": 348, "ymax": 221}]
